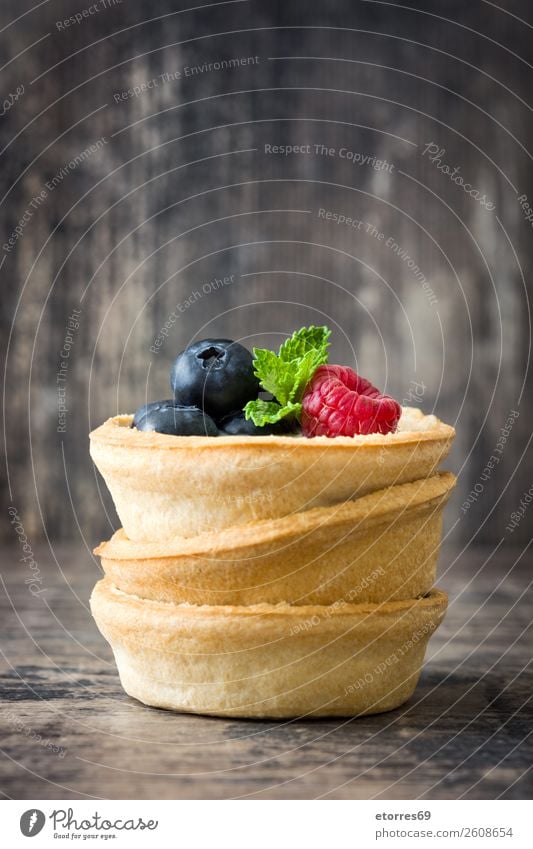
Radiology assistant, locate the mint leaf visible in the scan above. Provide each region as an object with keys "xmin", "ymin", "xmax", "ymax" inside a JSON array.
[
  {"xmin": 244, "ymin": 399, "xmax": 302, "ymax": 427},
  {"xmin": 244, "ymin": 324, "xmax": 331, "ymax": 426},
  {"xmin": 251, "ymin": 349, "xmax": 295, "ymax": 406},
  {"xmin": 279, "ymin": 325, "xmax": 331, "ymax": 364},
  {"xmin": 292, "ymin": 348, "xmax": 326, "ymax": 401}
]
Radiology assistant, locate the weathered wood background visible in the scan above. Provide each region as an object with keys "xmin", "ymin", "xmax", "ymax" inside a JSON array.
[{"xmin": 1, "ymin": 0, "xmax": 532, "ymax": 545}]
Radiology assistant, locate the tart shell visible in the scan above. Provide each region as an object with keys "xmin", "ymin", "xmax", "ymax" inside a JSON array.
[
  {"xmin": 89, "ymin": 408, "xmax": 455, "ymax": 541},
  {"xmin": 90, "ymin": 580, "xmax": 448, "ymax": 718},
  {"xmin": 95, "ymin": 473, "xmax": 455, "ymax": 606}
]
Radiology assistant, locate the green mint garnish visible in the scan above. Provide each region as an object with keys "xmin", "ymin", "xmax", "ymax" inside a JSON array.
[
  {"xmin": 244, "ymin": 325, "xmax": 331, "ymax": 426},
  {"xmin": 243, "ymin": 399, "xmax": 302, "ymax": 427}
]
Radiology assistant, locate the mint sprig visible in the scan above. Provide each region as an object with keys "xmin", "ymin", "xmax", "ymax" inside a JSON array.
[
  {"xmin": 244, "ymin": 399, "xmax": 303, "ymax": 426},
  {"xmin": 244, "ymin": 325, "xmax": 331, "ymax": 427}
]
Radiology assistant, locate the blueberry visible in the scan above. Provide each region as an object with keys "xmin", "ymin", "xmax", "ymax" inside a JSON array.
[
  {"xmin": 170, "ymin": 339, "xmax": 260, "ymax": 419},
  {"xmin": 132, "ymin": 400, "xmax": 218, "ymax": 436},
  {"xmin": 132, "ymin": 399, "xmax": 174, "ymax": 429},
  {"xmin": 218, "ymin": 410, "xmax": 299, "ymax": 436}
]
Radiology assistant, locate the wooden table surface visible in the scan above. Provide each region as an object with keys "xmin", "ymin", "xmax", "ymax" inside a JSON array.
[{"xmin": 1, "ymin": 543, "xmax": 531, "ymax": 800}]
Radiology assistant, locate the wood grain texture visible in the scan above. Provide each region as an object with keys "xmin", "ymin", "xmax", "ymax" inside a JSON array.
[
  {"xmin": 0, "ymin": 543, "xmax": 531, "ymax": 800},
  {"xmin": 0, "ymin": 0, "xmax": 532, "ymax": 545}
]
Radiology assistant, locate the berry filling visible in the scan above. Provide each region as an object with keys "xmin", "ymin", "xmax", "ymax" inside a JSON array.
[{"xmin": 130, "ymin": 327, "xmax": 402, "ymax": 438}]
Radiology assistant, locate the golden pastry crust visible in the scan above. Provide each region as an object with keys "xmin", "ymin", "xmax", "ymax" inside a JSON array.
[
  {"xmin": 89, "ymin": 408, "xmax": 455, "ymax": 541},
  {"xmin": 96, "ymin": 473, "xmax": 455, "ymax": 606},
  {"xmin": 90, "ymin": 579, "xmax": 448, "ymax": 718}
]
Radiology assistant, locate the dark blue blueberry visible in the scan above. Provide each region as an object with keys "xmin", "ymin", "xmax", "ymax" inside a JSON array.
[
  {"xmin": 170, "ymin": 339, "xmax": 259, "ymax": 419},
  {"xmin": 131, "ymin": 399, "xmax": 173, "ymax": 429},
  {"xmin": 132, "ymin": 401, "xmax": 218, "ymax": 436},
  {"xmin": 218, "ymin": 410, "xmax": 299, "ymax": 436}
]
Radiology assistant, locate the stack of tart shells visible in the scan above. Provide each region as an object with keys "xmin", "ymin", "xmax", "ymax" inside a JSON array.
[{"xmin": 90, "ymin": 407, "xmax": 455, "ymax": 718}]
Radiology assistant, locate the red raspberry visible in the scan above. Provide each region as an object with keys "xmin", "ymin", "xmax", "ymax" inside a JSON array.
[{"xmin": 301, "ymin": 365, "xmax": 401, "ymax": 437}]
